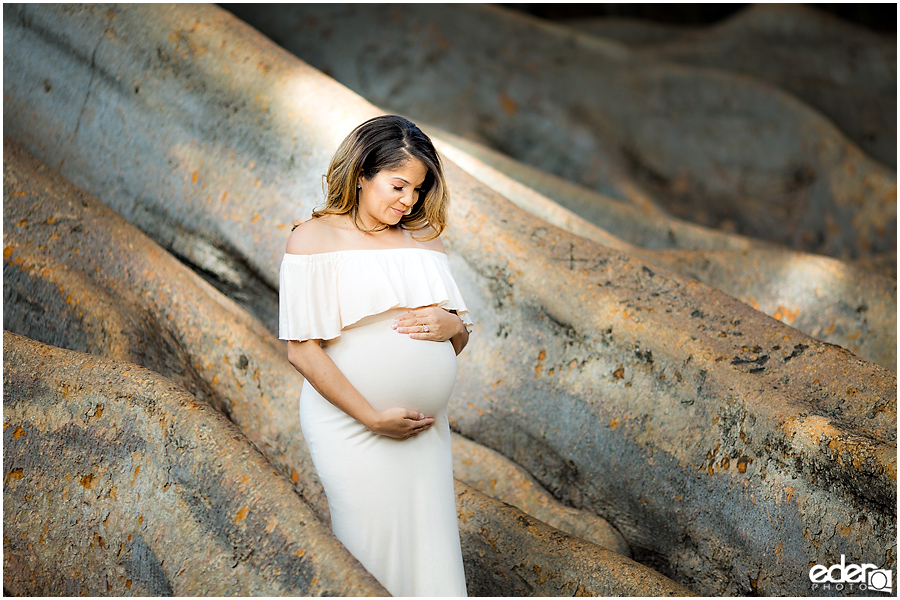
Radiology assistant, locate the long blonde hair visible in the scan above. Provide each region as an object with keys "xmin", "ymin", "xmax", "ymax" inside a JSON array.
[{"xmin": 304, "ymin": 115, "xmax": 449, "ymax": 241}]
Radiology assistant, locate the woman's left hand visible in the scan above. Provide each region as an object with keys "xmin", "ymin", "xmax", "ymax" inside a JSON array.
[{"xmin": 392, "ymin": 306, "xmax": 464, "ymax": 342}]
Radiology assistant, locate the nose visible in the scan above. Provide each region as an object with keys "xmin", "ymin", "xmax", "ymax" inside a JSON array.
[{"xmin": 398, "ymin": 191, "xmax": 416, "ymax": 208}]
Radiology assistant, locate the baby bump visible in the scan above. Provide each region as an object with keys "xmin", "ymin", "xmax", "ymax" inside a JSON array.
[{"xmin": 325, "ymin": 312, "xmax": 458, "ymax": 416}]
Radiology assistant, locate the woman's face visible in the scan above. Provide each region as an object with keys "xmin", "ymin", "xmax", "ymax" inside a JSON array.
[{"xmin": 357, "ymin": 158, "xmax": 428, "ymax": 230}]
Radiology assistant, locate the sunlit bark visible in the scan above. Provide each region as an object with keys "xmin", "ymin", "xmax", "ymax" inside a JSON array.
[
  {"xmin": 435, "ymin": 132, "xmax": 896, "ymax": 370},
  {"xmin": 3, "ymin": 3, "xmax": 895, "ymax": 596},
  {"xmin": 230, "ymin": 3, "xmax": 896, "ymax": 260},
  {"xmin": 3, "ymin": 139, "xmax": 687, "ymax": 596},
  {"xmin": 567, "ymin": 4, "xmax": 897, "ymax": 167},
  {"xmin": 3, "ymin": 332, "xmax": 387, "ymax": 596}
]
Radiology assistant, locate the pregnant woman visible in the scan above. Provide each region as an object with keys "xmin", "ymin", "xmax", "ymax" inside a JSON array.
[{"xmin": 279, "ymin": 115, "xmax": 472, "ymax": 596}]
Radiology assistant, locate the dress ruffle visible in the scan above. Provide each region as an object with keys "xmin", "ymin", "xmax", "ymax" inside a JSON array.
[{"xmin": 279, "ymin": 248, "xmax": 473, "ymax": 342}]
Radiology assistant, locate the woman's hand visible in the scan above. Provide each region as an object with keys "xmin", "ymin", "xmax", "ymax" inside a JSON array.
[
  {"xmin": 392, "ymin": 306, "xmax": 464, "ymax": 342},
  {"xmin": 366, "ymin": 407, "xmax": 435, "ymax": 439}
]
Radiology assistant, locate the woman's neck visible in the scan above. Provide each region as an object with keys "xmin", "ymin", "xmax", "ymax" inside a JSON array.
[{"xmin": 356, "ymin": 211, "xmax": 390, "ymax": 233}]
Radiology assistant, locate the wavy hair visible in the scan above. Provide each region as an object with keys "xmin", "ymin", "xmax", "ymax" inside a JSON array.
[{"xmin": 308, "ymin": 115, "xmax": 449, "ymax": 240}]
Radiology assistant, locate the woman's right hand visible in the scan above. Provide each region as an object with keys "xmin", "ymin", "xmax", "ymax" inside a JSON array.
[{"xmin": 366, "ymin": 407, "xmax": 435, "ymax": 439}]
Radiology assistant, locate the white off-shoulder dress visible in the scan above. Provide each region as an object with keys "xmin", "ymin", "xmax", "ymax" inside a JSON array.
[{"xmin": 279, "ymin": 248, "xmax": 472, "ymax": 597}]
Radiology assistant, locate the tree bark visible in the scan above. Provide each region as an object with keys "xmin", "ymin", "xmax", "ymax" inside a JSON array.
[
  {"xmin": 229, "ymin": 3, "xmax": 896, "ymax": 259},
  {"xmin": 3, "ymin": 3, "xmax": 895, "ymax": 596},
  {"xmin": 567, "ymin": 4, "xmax": 897, "ymax": 167},
  {"xmin": 435, "ymin": 132, "xmax": 897, "ymax": 370},
  {"xmin": 3, "ymin": 137, "xmax": 689, "ymax": 596},
  {"xmin": 3, "ymin": 332, "xmax": 387, "ymax": 596}
]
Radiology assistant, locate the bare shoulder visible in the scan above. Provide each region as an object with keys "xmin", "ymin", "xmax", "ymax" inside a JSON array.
[
  {"xmin": 286, "ymin": 217, "xmax": 344, "ymax": 255},
  {"xmin": 415, "ymin": 226, "xmax": 447, "ymax": 254}
]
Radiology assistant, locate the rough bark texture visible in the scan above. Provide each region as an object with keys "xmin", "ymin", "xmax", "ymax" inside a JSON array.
[
  {"xmin": 227, "ymin": 3, "xmax": 896, "ymax": 260},
  {"xmin": 435, "ymin": 132, "xmax": 897, "ymax": 370},
  {"xmin": 444, "ymin": 165, "xmax": 895, "ymax": 594},
  {"xmin": 3, "ymin": 3, "xmax": 895, "ymax": 597},
  {"xmin": 3, "ymin": 332, "xmax": 387, "ymax": 597},
  {"xmin": 453, "ymin": 483, "xmax": 690, "ymax": 596},
  {"xmin": 566, "ymin": 3, "xmax": 898, "ymax": 168},
  {"xmin": 452, "ymin": 433, "xmax": 631, "ymax": 557},
  {"xmin": 433, "ymin": 127, "xmax": 769, "ymax": 252},
  {"xmin": 2, "ymin": 137, "xmax": 329, "ymax": 513},
  {"xmin": 4, "ymin": 138, "xmax": 685, "ymax": 595}
]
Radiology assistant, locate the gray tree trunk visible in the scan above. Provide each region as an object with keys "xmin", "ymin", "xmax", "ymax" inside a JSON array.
[
  {"xmin": 3, "ymin": 332, "xmax": 387, "ymax": 596},
  {"xmin": 3, "ymin": 136, "xmax": 688, "ymax": 597},
  {"xmin": 566, "ymin": 4, "xmax": 897, "ymax": 167},
  {"xmin": 229, "ymin": 3, "xmax": 896, "ymax": 259},
  {"xmin": 3, "ymin": 3, "xmax": 895, "ymax": 596}
]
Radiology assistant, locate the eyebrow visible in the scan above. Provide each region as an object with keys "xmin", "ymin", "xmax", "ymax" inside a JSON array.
[{"xmin": 392, "ymin": 176, "xmax": 423, "ymax": 187}]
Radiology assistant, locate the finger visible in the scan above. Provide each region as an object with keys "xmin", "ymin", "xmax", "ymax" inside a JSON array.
[
  {"xmin": 400, "ymin": 314, "xmax": 428, "ymax": 327},
  {"xmin": 392, "ymin": 318, "xmax": 421, "ymax": 331},
  {"xmin": 395, "ymin": 325, "xmax": 424, "ymax": 334},
  {"xmin": 392, "ymin": 309, "xmax": 430, "ymax": 327},
  {"xmin": 397, "ymin": 324, "xmax": 435, "ymax": 337},
  {"xmin": 410, "ymin": 421, "xmax": 433, "ymax": 436}
]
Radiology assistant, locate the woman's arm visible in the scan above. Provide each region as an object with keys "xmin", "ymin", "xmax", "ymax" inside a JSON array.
[
  {"xmin": 287, "ymin": 339, "xmax": 435, "ymax": 438},
  {"xmin": 449, "ymin": 322, "xmax": 469, "ymax": 355}
]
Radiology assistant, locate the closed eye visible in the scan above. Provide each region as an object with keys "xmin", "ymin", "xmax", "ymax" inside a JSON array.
[{"xmin": 393, "ymin": 186, "xmax": 404, "ymax": 191}]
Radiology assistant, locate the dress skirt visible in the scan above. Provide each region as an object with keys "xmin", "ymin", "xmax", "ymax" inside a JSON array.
[{"xmin": 299, "ymin": 308, "xmax": 467, "ymax": 597}]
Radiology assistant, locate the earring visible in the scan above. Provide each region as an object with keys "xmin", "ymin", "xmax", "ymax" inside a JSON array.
[{"xmin": 404, "ymin": 207, "xmax": 413, "ymax": 216}]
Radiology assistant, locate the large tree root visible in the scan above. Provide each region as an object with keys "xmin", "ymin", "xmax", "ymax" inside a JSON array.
[
  {"xmin": 453, "ymin": 483, "xmax": 689, "ymax": 596},
  {"xmin": 432, "ymin": 128, "xmax": 768, "ymax": 252},
  {"xmin": 3, "ymin": 3, "xmax": 894, "ymax": 595},
  {"xmin": 227, "ymin": 3, "xmax": 896, "ymax": 259},
  {"xmin": 3, "ymin": 332, "xmax": 387, "ymax": 596},
  {"xmin": 452, "ymin": 433, "xmax": 631, "ymax": 557},
  {"xmin": 434, "ymin": 133, "xmax": 897, "ymax": 370},
  {"xmin": 566, "ymin": 4, "xmax": 897, "ymax": 168},
  {"xmin": 445, "ymin": 164, "xmax": 895, "ymax": 594},
  {"xmin": 2, "ymin": 138, "xmax": 329, "ymax": 516},
  {"xmin": 3, "ymin": 139, "xmax": 689, "ymax": 595}
]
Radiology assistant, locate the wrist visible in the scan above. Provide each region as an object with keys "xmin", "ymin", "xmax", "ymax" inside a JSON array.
[
  {"xmin": 359, "ymin": 406, "xmax": 381, "ymax": 433},
  {"xmin": 447, "ymin": 309, "xmax": 466, "ymax": 335},
  {"xmin": 453, "ymin": 314, "xmax": 463, "ymax": 336}
]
